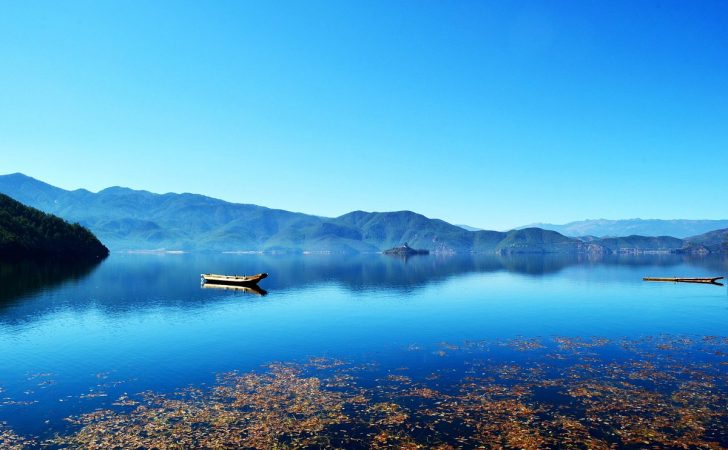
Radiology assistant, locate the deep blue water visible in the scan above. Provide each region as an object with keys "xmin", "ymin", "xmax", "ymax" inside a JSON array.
[{"xmin": 0, "ymin": 253, "xmax": 726, "ymax": 444}]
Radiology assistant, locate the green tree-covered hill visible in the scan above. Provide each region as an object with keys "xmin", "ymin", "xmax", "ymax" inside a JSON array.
[
  {"xmin": 597, "ymin": 235, "xmax": 684, "ymax": 253},
  {"xmin": 0, "ymin": 193, "xmax": 109, "ymax": 260},
  {"xmin": 682, "ymin": 228, "xmax": 728, "ymax": 254}
]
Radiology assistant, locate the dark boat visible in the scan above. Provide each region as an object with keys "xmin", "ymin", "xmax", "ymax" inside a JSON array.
[
  {"xmin": 643, "ymin": 276, "xmax": 724, "ymax": 285},
  {"xmin": 201, "ymin": 272, "xmax": 268, "ymax": 286}
]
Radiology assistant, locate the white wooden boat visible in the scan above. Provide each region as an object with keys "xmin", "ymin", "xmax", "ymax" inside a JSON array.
[{"xmin": 201, "ymin": 272, "xmax": 268, "ymax": 286}]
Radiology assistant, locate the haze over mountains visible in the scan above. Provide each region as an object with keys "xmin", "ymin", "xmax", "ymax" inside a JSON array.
[
  {"xmin": 521, "ymin": 219, "xmax": 728, "ymax": 239},
  {"xmin": 1, "ymin": 173, "xmax": 726, "ymax": 255}
]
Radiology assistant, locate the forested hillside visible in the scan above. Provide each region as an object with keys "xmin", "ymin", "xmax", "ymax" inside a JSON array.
[{"xmin": 0, "ymin": 193, "xmax": 109, "ymax": 259}]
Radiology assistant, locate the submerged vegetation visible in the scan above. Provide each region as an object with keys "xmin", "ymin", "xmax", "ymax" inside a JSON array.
[
  {"xmin": 0, "ymin": 193, "xmax": 108, "ymax": 260},
  {"xmin": 3, "ymin": 335, "xmax": 726, "ymax": 448}
]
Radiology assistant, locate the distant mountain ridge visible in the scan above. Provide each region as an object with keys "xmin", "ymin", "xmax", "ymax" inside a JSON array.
[
  {"xmin": 456, "ymin": 224, "xmax": 484, "ymax": 232},
  {"xmin": 0, "ymin": 173, "xmax": 322, "ymax": 252},
  {"xmin": 681, "ymin": 228, "xmax": 728, "ymax": 254},
  {"xmin": 1, "ymin": 173, "xmax": 726, "ymax": 255},
  {"xmin": 520, "ymin": 218, "xmax": 728, "ymax": 239}
]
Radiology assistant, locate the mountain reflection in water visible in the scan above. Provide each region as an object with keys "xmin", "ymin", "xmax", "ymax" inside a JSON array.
[
  {"xmin": 1, "ymin": 253, "xmax": 726, "ymax": 324},
  {"xmin": 0, "ymin": 258, "xmax": 102, "ymax": 308}
]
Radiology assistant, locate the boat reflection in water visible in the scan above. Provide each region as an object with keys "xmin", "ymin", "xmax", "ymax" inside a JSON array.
[{"xmin": 201, "ymin": 282, "xmax": 267, "ymax": 296}]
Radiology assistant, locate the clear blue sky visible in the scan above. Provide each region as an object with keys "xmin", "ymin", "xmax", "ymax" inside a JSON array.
[{"xmin": 1, "ymin": 1, "xmax": 726, "ymax": 230}]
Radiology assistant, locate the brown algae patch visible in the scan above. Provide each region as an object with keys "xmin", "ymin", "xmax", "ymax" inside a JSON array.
[
  {"xmin": 0, "ymin": 422, "xmax": 35, "ymax": 449},
  {"xmin": 0, "ymin": 336, "xmax": 724, "ymax": 448}
]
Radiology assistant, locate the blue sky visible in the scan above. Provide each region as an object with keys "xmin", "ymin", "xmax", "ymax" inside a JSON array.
[{"xmin": 1, "ymin": 1, "xmax": 726, "ymax": 230}]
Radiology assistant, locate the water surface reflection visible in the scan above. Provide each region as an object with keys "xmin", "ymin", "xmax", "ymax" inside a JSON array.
[
  {"xmin": 0, "ymin": 253, "xmax": 725, "ymax": 445},
  {"xmin": 1, "ymin": 253, "xmax": 726, "ymax": 323}
]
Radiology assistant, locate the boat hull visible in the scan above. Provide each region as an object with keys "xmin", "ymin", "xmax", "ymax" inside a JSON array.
[
  {"xmin": 643, "ymin": 276, "xmax": 723, "ymax": 285},
  {"xmin": 201, "ymin": 272, "xmax": 268, "ymax": 286}
]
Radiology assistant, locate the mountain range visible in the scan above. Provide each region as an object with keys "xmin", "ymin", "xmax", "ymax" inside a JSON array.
[
  {"xmin": 520, "ymin": 219, "xmax": 728, "ymax": 239},
  {"xmin": 1, "ymin": 173, "xmax": 726, "ymax": 255}
]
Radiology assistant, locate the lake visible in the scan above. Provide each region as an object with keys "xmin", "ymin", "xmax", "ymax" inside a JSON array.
[{"xmin": 1, "ymin": 253, "xmax": 727, "ymax": 448}]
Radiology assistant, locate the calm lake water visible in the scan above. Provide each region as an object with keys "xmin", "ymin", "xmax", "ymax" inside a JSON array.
[{"xmin": 1, "ymin": 253, "xmax": 727, "ymax": 447}]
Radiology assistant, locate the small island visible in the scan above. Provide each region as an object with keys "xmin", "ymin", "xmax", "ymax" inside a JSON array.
[
  {"xmin": 383, "ymin": 242, "xmax": 429, "ymax": 256},
  {"xmin": 0, "ymin": 193, "xmax": 109, "ymax": 260}
]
